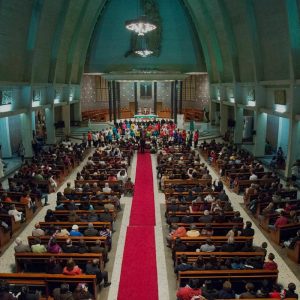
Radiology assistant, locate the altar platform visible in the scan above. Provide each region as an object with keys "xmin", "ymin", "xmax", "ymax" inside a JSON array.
[{"xmin": 133, "ymin": 114, "xmax": 158, "ymax": 119}]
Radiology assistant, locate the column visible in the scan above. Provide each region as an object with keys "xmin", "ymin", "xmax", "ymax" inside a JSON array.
[
  {"xmin": 174, "ymin": 80, "xmax": 178, "ymax": 124},
  {"xmin": 179, "ymin": 80, "xmax": 183, "ymax": 114},
  {"xmin": 134, "ymin": 82, "xmax": 138, "ymax": 114},
  {"xmin": 171, "ymin": 81, "xmax": 174, "ymax": 119},
  {"xmin": 112, "ymin": 81, "xmax": 117, "ymax": 122},
  {"xmin": 31, "ymin": 111, "xmax": 36, "ymax": 130},
  {"xmin": 285, "ymin": 119, "xmax": 300, "ymax": 178},
  {"xmin": 233, "ymin": 106, "xmax": 244, "ymax": 144},
  {"xmin": 45, "ymin": 106, "xmax": 56, "ymax": 144},
  {"xmin": 62, "ymin": 105, "xmax": 70, "ymax": 136},
  {"xmin": 253, "ymin": 112, "xmax": 267, "ymax": 156},
  {"xmin": 72, "ymin": 102, "xmax": 82, "ymax": 122},
  {"xmin": 0, "ymin": 117, "xmax": 12, "ymax": 158},
  {"xmin": 219, "ymin": 103, "xmax": 228, "ymax": 136},
  {"xmin": 116, "ymin": 82, "xmax": 121, "ymax": 119},
  {"xmin": 20, "ymin": 112, "xmax": 33, "ymax": 158},
  {"xmin": 153, "ymin": 81, "xmax": 157, "ymax": 115},
  {"xmin": 209, "ymin": 101, "xmax": 216, "ymax": 125},
  {"xmin": 108, "ymin": 81, "xmax": 113, "ymax": 122}
]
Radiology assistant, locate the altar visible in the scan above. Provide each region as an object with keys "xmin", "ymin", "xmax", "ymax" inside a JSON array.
[{"xmin": 133, "ymin": 114, "xmax": 158, "ymax": 119}]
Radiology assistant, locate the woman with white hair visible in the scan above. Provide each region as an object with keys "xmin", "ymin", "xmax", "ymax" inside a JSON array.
[{"xmin": 102, "ymin": 183, "xmax": 111, "ymax": 193}]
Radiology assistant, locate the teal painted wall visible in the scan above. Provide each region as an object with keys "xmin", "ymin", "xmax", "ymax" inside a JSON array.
[{"xmin": 85, "ymin": 0, "xmax": 205, "ymax": 73}]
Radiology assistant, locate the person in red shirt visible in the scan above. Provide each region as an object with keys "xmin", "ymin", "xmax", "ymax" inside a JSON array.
[
  {"xmin": 193, "ymin": 130, "xmax": 199, "ymax": 148},
  {"xmin": 176, "ymin": 279, "xmax": 202, "ymax": 300},
  {"xmin": 3, "ymin": 194, "xmax": 12, "ymax": 203},
  {"xmin": 274, "ymin": 211, "xmax": 289, "ymax": 229},
  {"xmin": 166, "ymin": 224, "xmax": 187, "ymax": 247},
  {"xmin": 63, "ymin": 258, "xmax": 82, "ymax": 275},
  {"xmin": 263, "ymin": 253, "xmax": 278, "ymax": 270},
  {"xmin": 87, "ymin": 131, "xmax": 92, "ymax": 148}
]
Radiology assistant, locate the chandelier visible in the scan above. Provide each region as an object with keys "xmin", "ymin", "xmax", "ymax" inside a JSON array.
[
  {"xmin": 125, "ymin": 15, "xmax": 156, "ymax": 36},
  {"xmin": 135, "ymin": 49, "xmax": 153, "ymax": 57},
  {"xmin": 125, "ymin": 0, "xmax": 157, "ymax": 36},
  {"xmin": 134, "ymin": 36, "xmax": 153, "ymax": 57}
]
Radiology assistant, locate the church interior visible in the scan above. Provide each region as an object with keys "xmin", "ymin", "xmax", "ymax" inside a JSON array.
[{"xmin": 1, "ymin": 0, "xmax": 300, "ymax": 299}]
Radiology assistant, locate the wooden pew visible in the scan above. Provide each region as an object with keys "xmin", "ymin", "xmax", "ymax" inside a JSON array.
[
  {"xmin": 171, "ymin": 222, "xmax": 243, "ymax": 236},
  {"xmin": 178, "ymin": 269, "xmax": 278, "ymax": 287},
  {"xmin": 164, "ymin": 179, "xmax": 211, "ymax": 188},
  {"xmin": 15, "ymin": 252, "xmax": 103, "ymax": 272},
  {"xmin": 165, "ymin": 191, "xmax": 220, "ymax": 200},
  {"xmin": 74, "ymin": 180, "xmax": 123, "ymax": 187},
  {"xmin": 0, "ymin": 226, "xmax": 10, "ymax": 249},
  {"xmin": 234, "ymin": 178, "xmax": 274, "ymax": 194},
  {"xmin": 2, "ymin": 201, "xmax": 34, "ymax": 220},
  {"xmin": 8, "ymin": 178, "xmax": 53, "ymax": 194},
  {"xmin": 27, "ymin": 236, "xmax": 107, "ymax": 248},
  {"xmin": 269, "ymin": 223, "xmax": 300, "ymax": 244},
  {"xmin": 0, "ymin": 273, "xmax": 97, "ymax": 298},
  {"xmin": 39, "ymin": 221, "xmax": 112, "ymax": 231},
  {"xmin": 52, "ymin": 209, "xmax": 116, "ymax": 221},
  {"xmin": 172, "ymin": 236, "xmax": 253, "ymax": 249},
  {"xmin": 0, "ymin": 214, "xmax": 21, "ymax": 233},
  {"xmin": 287, "ymin": 240, "xmax": 300, "ymax": 263},
  {"xmin": 175, "ymin": 251, "xmax": 265, "ymax": 266}
]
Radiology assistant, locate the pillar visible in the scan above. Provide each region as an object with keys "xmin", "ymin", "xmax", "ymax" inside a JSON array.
[
  {"xmin": 31, "ymin": 111, "xmax": 36, "ymax": 131},
  {"xmin": 179, "ymin": 81, "xmax": 183, "ymax": 114},
  {"xmin": 45, "ymin": 106, "xmax": 56, "ymax": 144},
  {"xmin": 209, "ymin": 101, "xmax": 216, "ymax": 125},
  {"xmin": 154, "ymin": 81, "xmax": 157, "ymax": 115},
  {"xmin": 253, "ymin": 112, "xmax": 267, "ymax": 156},
  {"xmin": 285, "ymin": 119, "xmax": 300, "ymax": 178},
  {"xmin": 20, "ymin": 113, "xmax": 33, "ymax": 158},
  {"xmin": 134, "ymin": 82, "xmax": 138, "ymax": 114},
  {"xmin": 219, "ymin": 103, "xmax": 228, "ymax": 136},
  {"xmin": 171, "ymin": 81, "xmax": 174, "ymax": 119},
  {"xmin": 0, "ymin": 117, "xmax": 12, "ymax": 158},
  {"xmin": 116, "ymin": 82, "xmax": 121, "ymax": 119},
  {"xmin": 62, "ymin": 105, "xmax": 70, "ymax": 136},
  {"xmin": 112, "ymin": 81, "xmax": 117, "ymax": 123},
  {"xmin": 72, "ymin": 102, "xmax": 82, "ymax": 122},
  {"xmin": 174, "ymin": 80, "xmax": 178, "ymax": 124},
  {"xmin": 233, "ymin": 107, "xmax": 244, "ymax": 144},
  {"xmin": 108, "ymin": 81, "xmax": 113, "ymax": 122}
]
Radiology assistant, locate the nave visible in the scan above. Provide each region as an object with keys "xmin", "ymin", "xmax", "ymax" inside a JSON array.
[{"xmin": 1, "ymin": 136, "xmax": 300, "ymax": 300}]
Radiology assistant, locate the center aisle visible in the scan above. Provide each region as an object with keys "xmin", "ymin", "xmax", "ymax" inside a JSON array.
[{"xmin": 117, "ymin": 153, "xmax": 158, "ymax": 300}]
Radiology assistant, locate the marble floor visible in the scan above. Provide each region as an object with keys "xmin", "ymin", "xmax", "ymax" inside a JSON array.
[{"xmin": 1, "ymin": 145, "xmax": 300, "ymax": 300}]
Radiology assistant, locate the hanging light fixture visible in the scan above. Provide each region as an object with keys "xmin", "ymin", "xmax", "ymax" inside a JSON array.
[
  {"xmin": 125, "ymin": 0, "xmax": 156, "ymax": 36},
  {"xmin": 134, "ymin": 36, "xmax": 153, "ymax": 57}
]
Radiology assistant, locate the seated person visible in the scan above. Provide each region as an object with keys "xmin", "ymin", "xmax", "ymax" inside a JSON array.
[
  {"xmin": 263, "ymin": 253, "xmax": 278, "ymax": 270},
  {"xmin": 123, "ymin": 178, "xmax": 134, "ymax": 196},
  {"xmin": 63, "ymin": 258, "xmax": 82, "ymax": 275},
  {"xmin": 174, "ymin": 254, "xmax": 193, "ymax": 273},
  {"xmin": 86, "ymin": 259, "xmax": 111, "ymax": 287},
  {"xmin": 62, "ymin": 238, "xmax": 78, "ymax": 253},
  {"xmin": 176, "ymin": 279, "xmax": 202, "ymax": 300}
]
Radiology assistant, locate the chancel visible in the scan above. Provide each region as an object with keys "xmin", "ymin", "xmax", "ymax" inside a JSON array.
[{"xmin": 0, "ymin": 1, "xmax": 300, "ymax": 300}]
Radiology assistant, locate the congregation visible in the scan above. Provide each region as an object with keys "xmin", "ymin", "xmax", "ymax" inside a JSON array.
[{"xmin": 0, "ymin": 118, "xmax": 299, "ymax": 300}]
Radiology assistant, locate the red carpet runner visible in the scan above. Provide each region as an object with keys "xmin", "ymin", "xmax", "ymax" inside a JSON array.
[{"xmin": 117, "ymin": 153, "xmax": 158, "ymax": 300}]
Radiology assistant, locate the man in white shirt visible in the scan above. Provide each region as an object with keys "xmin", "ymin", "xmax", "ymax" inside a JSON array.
[
  {"xmin": 249, "ymin": 172, "xmax": 258, "ymax": 180},
  {"xmin": 103, "ymin": 183, "xmax": 112, "ymax": 193}
]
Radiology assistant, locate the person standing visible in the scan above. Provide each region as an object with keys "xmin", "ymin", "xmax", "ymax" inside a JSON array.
[
  {"xmin": 140, "ymin": 137, "xmax": 146, "ymax": 153},
  {"xmin": 87, "ymin": 131, "xmax": 92, "ymax": 148},
  {"xmin": 194, "ymin": 130, "xmax": 199, "ymax": 148}
]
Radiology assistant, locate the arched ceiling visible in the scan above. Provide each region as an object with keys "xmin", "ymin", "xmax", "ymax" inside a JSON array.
[{"xmin": 0, "ymin": 0, "xmax": 299, "ymax": 85}]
